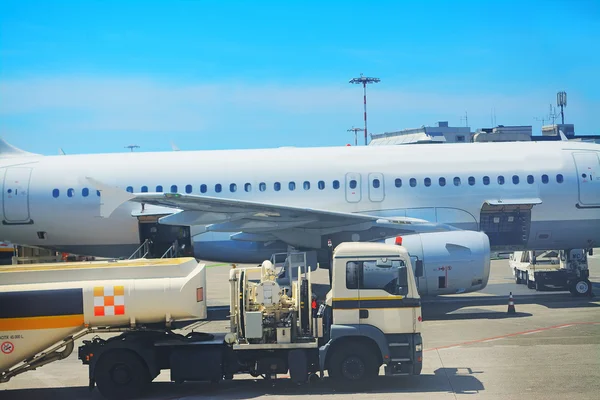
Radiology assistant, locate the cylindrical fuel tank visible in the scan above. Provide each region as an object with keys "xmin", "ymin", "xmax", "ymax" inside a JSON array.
[{"xmin": 0, "ymin": 257, "xmax": 206, "ymax": 374}]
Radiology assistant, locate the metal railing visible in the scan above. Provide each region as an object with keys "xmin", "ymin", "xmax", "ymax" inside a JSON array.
[
  {"xmin": 160, "ymin": 239, "xmax": 179, "ymax": 259},
  {"xmin": 128, "ymin": 239, "xmax": 150, "ymax": 260}
]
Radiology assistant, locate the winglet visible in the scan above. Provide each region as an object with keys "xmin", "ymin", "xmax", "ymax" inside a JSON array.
[{"xmin": 84, "ymin": 177, "xmax": 135, "ymax": 218}]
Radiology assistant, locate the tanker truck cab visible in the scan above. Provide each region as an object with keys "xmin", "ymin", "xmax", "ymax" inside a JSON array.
[{"xmin": 320, "ymin": 242, "xmax": 423, "ymax": 379}]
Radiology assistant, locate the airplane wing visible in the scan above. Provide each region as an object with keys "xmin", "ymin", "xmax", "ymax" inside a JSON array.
[
  {"xmin": 129, "ymin": 193, "xmax": 455, "ymax": 248},
  {"xmin": 87, "ymin": 177, "xmax": 456, "ymax": 249}
]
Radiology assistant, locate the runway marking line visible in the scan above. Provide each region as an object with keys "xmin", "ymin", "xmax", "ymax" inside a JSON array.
[{"xmin": 425, "ymin": 321, "xmax": 600, "ymax": 352}]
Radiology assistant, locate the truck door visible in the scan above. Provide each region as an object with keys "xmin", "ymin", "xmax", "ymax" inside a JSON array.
[
  {"xmin": 345, "ymin": 172, "xmax": 362, "ymax": 203},
  {"xmin": 573, "ymin": 152, "xmax": 600, "ymax": 206},
  {"xmin": 334, "ymin": 260, "xmax": 360, "ymax": 325},
  {"xmin": 358, "ymin": 258, "xmax": 416, "ymax": 334},
  {"xmin": 2, "ymin": 167, "xmax": 33, "ymax": 224}
]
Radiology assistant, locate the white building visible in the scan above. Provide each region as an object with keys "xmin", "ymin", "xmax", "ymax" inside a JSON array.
[
  {"xmin": 369, "ymin": 121, "xmax": 471, "ymax": 146},
  {"xmin": 472, "ymin": 125, "xmax": 532, "ymax": 142}
]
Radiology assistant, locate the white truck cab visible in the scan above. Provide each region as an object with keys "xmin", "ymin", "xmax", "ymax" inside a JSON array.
[{"xmin": 320, "ymin": 242, "xmax": 423, "ymax": 378}]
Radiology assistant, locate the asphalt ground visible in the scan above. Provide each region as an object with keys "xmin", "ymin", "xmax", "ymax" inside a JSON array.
[{"xmin": 1, "ymin": 255, "xmax": 599, "ymax": 400}]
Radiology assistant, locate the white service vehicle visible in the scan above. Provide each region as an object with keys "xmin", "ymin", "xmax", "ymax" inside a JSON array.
[
  {"xmin": 509, "ymin": 249, "xmax": 592, "ymax": 296},
  {"xmin": 1, "ymin": 241, "xmax": 423, "ymax": 399}
]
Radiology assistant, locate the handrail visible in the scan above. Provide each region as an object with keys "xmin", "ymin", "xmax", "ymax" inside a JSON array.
[
  {"xmin": 160, "ymin": 239, "xmax": 179, "ymax": 259},
  {"xmin": 128, "ymin": 239, "xmax": 150, "ymax": 260}
]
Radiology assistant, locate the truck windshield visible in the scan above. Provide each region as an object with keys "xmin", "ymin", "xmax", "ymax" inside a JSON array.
[{"xmin": 346, "ymin": 259, "xmax": 408, "ymax": 295}]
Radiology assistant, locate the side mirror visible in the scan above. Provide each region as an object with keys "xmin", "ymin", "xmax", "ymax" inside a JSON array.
[{"xmin": 415, "ymin": 260, "xmax": 424, "ymax": 278}]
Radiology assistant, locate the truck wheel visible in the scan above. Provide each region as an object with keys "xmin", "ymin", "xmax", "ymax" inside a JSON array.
[
  {"xmin": 328, "ymin": 345, "xmax": 378, "ymax": 387},
  {"xmin": 95, "ymin": 350, "xmax": 150, "ymax": 400},
  {"xmin": 515, "ymin": 269, "xmax": 522, "ymax": 284},
  {"xmin": 526, "ymin": 273, "xmax": 535, "ymax": 289},
  {"xmin": 570, "ymin": 279, "xmax": 592, "ymax": 297}
]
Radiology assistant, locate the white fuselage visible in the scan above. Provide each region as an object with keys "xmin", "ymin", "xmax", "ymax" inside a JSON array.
[{"xmin": 0, "ymin": 141, "xmax": 599, "ymax": 262}]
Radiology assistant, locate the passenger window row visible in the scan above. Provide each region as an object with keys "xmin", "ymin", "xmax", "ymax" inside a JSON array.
[
  {"xmin": 393, "ymin": 174, "xmax": 564, "ymax": 188},
  {"xmin": 51, "ymin": 179, "xmax": 344, "ymax": 197},
  {"xmin": 50, "ymin": 174, "xmax": 566, "ymax": 198}
]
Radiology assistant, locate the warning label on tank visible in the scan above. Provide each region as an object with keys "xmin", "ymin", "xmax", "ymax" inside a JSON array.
[{"xmin": 1, "ymin": 341, "xmax": 14, "ymax": 354}]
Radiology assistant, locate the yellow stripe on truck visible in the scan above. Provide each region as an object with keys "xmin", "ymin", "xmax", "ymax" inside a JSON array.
[{"xmin": 0, "ymin": 314, "xmax": 84, "ymax": 331}]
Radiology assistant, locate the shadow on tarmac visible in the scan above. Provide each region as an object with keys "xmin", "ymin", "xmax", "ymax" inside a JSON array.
[
  {"xmin": 422, "ymin": 291, "xmax": 599, "ymax": 320},
  {"xmin": 0, "ymin": 368, "xmax": 485, "ymax": 399}
]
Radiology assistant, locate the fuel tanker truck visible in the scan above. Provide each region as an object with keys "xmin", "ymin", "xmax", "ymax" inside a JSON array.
[{"xmin": 1, "ymin": 241, "xmax": 423, "ymax": 399}]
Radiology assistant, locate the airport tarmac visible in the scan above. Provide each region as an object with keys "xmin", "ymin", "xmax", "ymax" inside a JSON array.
[{"xmin": 1, "ymin": 256, "xmax": 599, "ymax": 400}]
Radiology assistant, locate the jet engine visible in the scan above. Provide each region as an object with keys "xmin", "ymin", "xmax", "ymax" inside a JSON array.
[{"xmin": 386, "ymin": 231, "xmax": 490, "ymax": 296}]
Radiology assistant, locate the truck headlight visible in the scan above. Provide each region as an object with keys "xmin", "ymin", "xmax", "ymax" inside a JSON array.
[{"xmin": 415, "ymin": 344, "xmax": 422, "ymax": 352}]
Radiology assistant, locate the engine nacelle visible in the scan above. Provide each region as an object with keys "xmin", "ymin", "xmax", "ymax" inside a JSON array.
[{"xmin": 386, "ymin": 231, "xmax": 490, "ymax": 296}]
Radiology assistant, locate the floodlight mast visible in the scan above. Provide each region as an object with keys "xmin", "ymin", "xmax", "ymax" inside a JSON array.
[
  {"xmin": 125, "ymin": 145, "xmax": 140, "ymax": 152},
  {"xmin": 557, "ymin": 91, "xmax": 567, "ymax": 124},
  {"xmin": 347, "ymin": 127, "xmax": 365, "ymax": 146},
  {"xmin": 349, "ymin": 74, "xmax": 380, "ymax": 145}
]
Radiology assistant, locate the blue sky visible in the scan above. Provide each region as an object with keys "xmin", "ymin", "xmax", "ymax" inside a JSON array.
[{"xmin": 1, "ymin": 0, "xmax": 598, "ymax": 155}]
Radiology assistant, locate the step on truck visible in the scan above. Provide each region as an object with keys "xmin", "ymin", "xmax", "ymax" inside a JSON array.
[
  {"xmin": 509, "ymin": 249, "xmax": 592, "ymax": 296},
  {"xmin": 0, "ymin": 240, "xmax": 423, "ymax": 399}
]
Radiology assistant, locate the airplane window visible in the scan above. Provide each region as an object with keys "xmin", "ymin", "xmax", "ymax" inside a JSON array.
[
  {"xmin": 512, "ymin": 175, "xmax": 519, "ymax": 184},
  {"xmin": 349, "ymin": 180, "xmax": 357, "ymax": 189},
  {"xmin": 156, "ymin": 185, "xmax": 163, "ymax": 192},
  {"xmin": 185, "ymin": 184, "xmax": 193, "ymax": 194},
  {"xmin": 527, "ymin": 175, "xmax": 534, "ymax": 184},
  {"xmin": 333, "ymin": 180, "xmax": 340, "ymax": 189},
  {"xmin": 141, "ymin": 186, "xmax": 148, "ymax": 193},
  {"xmin": 274, "ymin": 182, "xmax": 281, "ymax": 191},
  {"xmin": 245, "ymin": 183, "xmax": 252, "ymax": 192},
  {"xmin": 215, "ymin": 184, "xmax": 222, "ymax": 193},
  {"xmin": 200, "ymin": 184, "xmax": 207, "ymax": 193},
  {"xmin": 454, "ymin": 177, "xmax": 461, "ymax": 186},
  {"xmin": 52, "ymin": 189, "xmax": 60, "ymax": 198},
  {"xmin": 439, "ymin": 177, "xmax": 446, "ymax": 187},
  {"xmin": 556, "ymin": 174, "xmax": 564, "ymax": 183},
  {"xmin": 318, "ymin": 180, "xmax": 325, "ymax": 190},
  {"xmin": 230, "ymin": 183, "xmax": 237, "ymax": 192},
  {"xmin": 395, "ymin": 178, "xmax": 402, "ymax": 188},
  {"xmin": 97, "ymin": 190, "xmax": 101, "ymax": 196},
  {"xmin": 289, "ymin": 182, "xmax": 296, "ymax": 191},
  {"xmin": 373, "ymin": 179, "xmax": 380, "ymax": 188},
  {"xmin": 303, "ymin": 181, "xmax": 310, "ymax": 190},
  {"xmin": 259, "ymin": 182, "xmax": 266, "ymax": 192},
  {"xmin": 483, "ymin": 176, "xmax": 490, "ymax": 185},
  {"xmin": 542, "ymin": 174, "xmax": 549, "ymax": 184},
  {"xmin": 424, "ymin": 178, "xmax": 431, "ymax": 187},
  {"xmin": 498, "ymin": 176, "xmax": 505, "ymax": 185},
  {"xmin": 468, "ymin": 176, "xmax": 475, "ymax": 186},
  {"xmin": 126, "ymin": 186, "xmax": 134, "ymax": 193},
  {"xmin": 67, "ymin": 188, "xmax": 75, "ymax": 197},
  {"xmin": 171, "ymin": 185, "xmax": 178, "ymax": 193},
  {"xmin": 82, "ymin": 188, "xmax": 89, "ymax": 197},
  {"xmin": 410, "ymin": 178, "xmax": 416, "ymax": 187}
]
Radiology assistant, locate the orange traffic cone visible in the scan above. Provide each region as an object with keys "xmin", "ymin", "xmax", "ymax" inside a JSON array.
[{"xmin": 507, "ymin": 292, "xmax": 516, "ymax": 314}]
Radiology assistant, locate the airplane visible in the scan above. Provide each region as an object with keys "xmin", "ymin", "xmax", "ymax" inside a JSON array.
[{"xmin": 0, "ymin": 137, "xmax": 598, "ymax": 296}]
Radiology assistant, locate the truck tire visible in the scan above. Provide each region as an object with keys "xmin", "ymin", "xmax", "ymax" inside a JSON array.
[
  {"xmin": 515, "ymin": 270, "xmax": 523, "ymax": 284},
  {"xmin": 526, "ymin": 273, "xmax": 535, "ymax": 289},
  {"xmin": 570, "ymin": 279, "xmax": 592, "ymax": 297},
  {"xmin": 95, "ymin": 350, "xmax": 150, "ymax": 400},
  {"xmin": 328, "ymin": 344, "xmax": 378, "ymax": 387}
]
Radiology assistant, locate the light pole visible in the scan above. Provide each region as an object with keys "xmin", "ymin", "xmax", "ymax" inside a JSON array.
[
  {"xmin": 349, "ymin": 74, "xmax": 380, "ymax": 145},
  {"xmin": 347, "ymin": 127, "xmax": 365, "ymax": 146}
]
